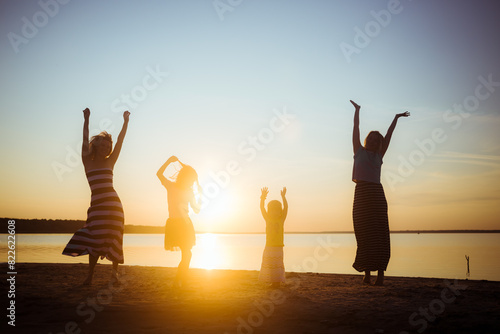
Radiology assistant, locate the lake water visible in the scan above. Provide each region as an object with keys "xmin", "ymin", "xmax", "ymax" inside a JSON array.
[{"xmin": 2, "ymin": 233, "xmax": 499, "ymax": 281}]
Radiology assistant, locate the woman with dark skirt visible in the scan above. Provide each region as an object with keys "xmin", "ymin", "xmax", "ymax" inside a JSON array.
[{"xmin": 350, "ymin": 100, "xmax": 409, "ymax": 285}]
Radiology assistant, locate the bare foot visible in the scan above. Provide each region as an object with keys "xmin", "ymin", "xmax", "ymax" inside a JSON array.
[
  {"xmin": 82, "ymin": 277, "xmax": 92, "ymax": 286},
  {"xmin": 374, "ymin": 271, "xmax": 384, "ymax": 286},
  {"xmin": 363, "ymin": 272, "xmax": 371, "ymax": 284}
]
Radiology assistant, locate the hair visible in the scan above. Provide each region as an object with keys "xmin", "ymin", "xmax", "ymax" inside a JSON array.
[
  {"xmin": 267, "ymin": 200, "xmax": 283, "ymax": 218},
  {"xmin": 364, "ymin": 131, "xmax": 384, "ymax": 152},
  {"xmin": 89, "ymin": 131, "xmax": 113, "ymax": 160},
  {"xmin": 175, "ymin": 164, "xmax": 199, "ymax": 191}
]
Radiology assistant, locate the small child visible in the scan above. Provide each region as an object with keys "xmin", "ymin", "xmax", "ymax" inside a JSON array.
[{"xmin": 258, "ymin": 187, "xmax": 288, "ymax": 287}]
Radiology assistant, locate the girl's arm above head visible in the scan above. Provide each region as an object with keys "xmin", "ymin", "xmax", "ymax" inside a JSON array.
[
  {"xmin": 281, "ymin": 187, "xmax": 288, "ymax": 222},
  {"xmin": 81, "ymin": 108, "xmax": 91, "ymax": 164},
  {"xmin": 260, "ymin": 187, "xmax": 268, "ymax": 220},
  {"xmin": 351, "ymin": 100, "xmax": 362, "ymax": 154},
  {"xmin": 156, "ymin": 156, "xmax": 179, "ymax": 185},
  {"xmin": 107, "ymin": 111, "xmax": 130, "ymax": 167},
  {"xmin": 381, "ymin": 111, "xmax": 410, "ymax": 157}
]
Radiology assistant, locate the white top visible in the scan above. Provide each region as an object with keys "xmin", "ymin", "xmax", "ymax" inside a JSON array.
[{"xmin": 352, "ymin": 147, "xmax": 383, "ymax": 184}]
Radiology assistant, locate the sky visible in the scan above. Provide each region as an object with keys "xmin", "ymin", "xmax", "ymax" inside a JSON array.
[{"xmin": 1, "ymin": 0, "xmax": 499, "ymax": 233}]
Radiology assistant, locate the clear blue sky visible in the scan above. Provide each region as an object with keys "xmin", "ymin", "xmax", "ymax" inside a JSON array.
[{"xmin": 1, "ymin": 0, "xmax": 499, "ymax": 232}]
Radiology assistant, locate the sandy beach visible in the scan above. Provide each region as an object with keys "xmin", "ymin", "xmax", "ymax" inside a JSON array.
[{"xmin": 3, "ymin": 263, "xmax": 500, "ymax": 334}]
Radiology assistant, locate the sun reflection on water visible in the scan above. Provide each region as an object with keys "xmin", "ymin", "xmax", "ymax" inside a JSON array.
[{"xmin": 192, "ymin": 233, "xmax": 219, "ymax": 270}]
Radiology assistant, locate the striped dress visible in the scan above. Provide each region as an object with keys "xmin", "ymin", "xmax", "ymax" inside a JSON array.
[
  {"xmin": 352, "ymin": 181, "xmax": 390, "ymax": 272},
  {"xmin": 259, "ymin": 217, "xmax": 286, "ymax": 283},
  {"xmin": 62, "ymin": 168, "xmax": 125, "ymax": 264}
]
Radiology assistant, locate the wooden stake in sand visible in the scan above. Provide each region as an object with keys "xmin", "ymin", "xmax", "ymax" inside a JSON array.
[{"xmin": 465, "ymin": 255, "xmax": 470, "ymax": 279}]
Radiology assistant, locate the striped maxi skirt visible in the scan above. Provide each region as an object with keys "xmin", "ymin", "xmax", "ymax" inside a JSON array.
[
  {"xmin": 259, "ymin": 246, "xmax": 286, "ymax": 283},
  {"xmin": 62, "ymin": 168, "xmax": 125, "ymax": 264},
  {"xmin": 352, "ymin": 181, "xmax": 390, "ymax": 272}
]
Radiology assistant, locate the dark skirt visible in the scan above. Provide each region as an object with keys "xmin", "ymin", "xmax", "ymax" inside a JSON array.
[
  {"xmin": 352, "ymin": 181, "xmax": 390, "ymax": 272},
  {"xmin": 164, "ymin": 217, "xmax": 196, "ymax": 251}
]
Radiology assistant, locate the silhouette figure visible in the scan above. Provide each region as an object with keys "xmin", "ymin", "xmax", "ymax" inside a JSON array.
[
  {"xmin": 62, "ymin": 108, "xmax": 130, "ymax": 285},
  {"xmin": 157, "ymin": 156, "xmax": 201, "ymax": 288},
  {"xmin": 350, "ymin": 100, "xmax": 409, "ymax": 286},
  {"xmin": 259, "ymin": 187, "xmax": 288, "ymax": 287}
]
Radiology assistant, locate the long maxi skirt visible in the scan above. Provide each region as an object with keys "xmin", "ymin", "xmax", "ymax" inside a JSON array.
[
  {"xmin": 259, "ymin": 246, "xmax": 285, "ymax": 283},
  {"xmin": 62, "ymin": 168, "xmax": 125, "ymax": 264},
  {"xmin": 352, "ymin": 181, "xmax": 390, "ymax": 272}
]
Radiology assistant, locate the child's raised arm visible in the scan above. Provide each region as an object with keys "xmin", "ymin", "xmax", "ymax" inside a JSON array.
[
  {"xmin": 260, "ymin": 187, "xmax": 269, "ymax": 220},
  {"xmin": 281, "ymin": 187, "xmax": 288, "ymax": 222},
  {"xmin": 157, "ymin": 155, "xmax": 179, "ymax": 184}
]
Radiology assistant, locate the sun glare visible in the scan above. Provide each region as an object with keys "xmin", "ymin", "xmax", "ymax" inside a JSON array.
[{"xmin": 193, "ymin": 233, "xmax": 220, "ymax": 270}]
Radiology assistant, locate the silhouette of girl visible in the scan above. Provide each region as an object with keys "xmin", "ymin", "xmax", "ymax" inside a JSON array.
[
  {"xmin": 259, "ymin": 187, "xmax": 288, "ymax": 287},
  {"xmin": 350, "ymin": 100, "xmax": 409, "ymax": 285},
  {"xmin": 157, "ymin": 156, "xmax": 201, "ymax": 288},
  {"xmin": 63, "ymin": 108, "xmax": 130, "ymax": 285}
]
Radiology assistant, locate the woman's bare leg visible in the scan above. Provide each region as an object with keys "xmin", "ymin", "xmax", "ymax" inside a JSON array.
[
  {"xmin": 111, "ymin": 261, "xmax": 119, "ymax": 283},
  {"xmin": 375, "ymin": 270, "xmax": 384, "ymax": 286},
  {"xmin": 174, "ymin": 247, "xmax": 192, "ymax": 287},
  {"xmin": 363, "ymin": 271, "xmax": 371, "ymax": 284},
  {"xmin": 84, "ymin": 255, "xmax": 98, "ymax": 285}
]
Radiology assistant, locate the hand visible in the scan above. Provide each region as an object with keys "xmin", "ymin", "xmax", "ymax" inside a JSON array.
[
  {"xmin": 396, "ymin": 111, "xmax": 410, "ymax": 118},
  {"xmin": 123, "ymin": 111, "xmax": 130, "ymax": 122},
  {"xmin": 281, "ymin": 187, "xmax": 287, "ymax": 197},
  {"xmin": 350, "ymin": 100, "xmax": 360, "ymax": 110},
  {"xmin": 83, "ymin": 108, "xmax": 90, "ymax": 120},
  {"xmin": 261, "ymin": 187, "xmax": 269, "ymax": 199}
]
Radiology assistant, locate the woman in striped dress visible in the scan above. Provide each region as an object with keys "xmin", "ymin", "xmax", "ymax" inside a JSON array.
[
  {"xmin": 63, "ymin": 108, "xmax": 130, "ymax": 285},
  {"xmin": 350, "ymin": 100, "xmax": 409, "ymax": 286}
]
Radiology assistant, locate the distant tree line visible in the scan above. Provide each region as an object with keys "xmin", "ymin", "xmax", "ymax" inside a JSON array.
[{"xmin": 0, "ymin": 218, "xmax": 164, "ymax": 234}]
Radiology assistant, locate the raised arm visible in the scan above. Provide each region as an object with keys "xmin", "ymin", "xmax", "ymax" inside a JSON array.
[
  {"xmin": 260, "ymin": 187, "xmax": 269, "ymax": 220},
  {"xmin": 108, "ymin": 111, "xmax": 130, "ymax": 166},
  {"xmin": 281, "ymin": 187, "xmax": 288, "ymax": 222},
  {"xmin": 351, "ymin": 100, "xmax": 362, "ymax": 154},
  {"xmin": 81, "ymin": 108, "xmax": 90, "ymax": 163},
  {"xmin": 382, "ymin": 111, "xmax": 410, "ymax": 157},
  {"xmin": 156, "ymin": 155, "xmax": 179, "ymax": 184}
]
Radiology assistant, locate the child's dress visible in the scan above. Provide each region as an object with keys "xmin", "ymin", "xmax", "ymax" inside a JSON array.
[
  {"xmin": 161, "ymin": 179, "xmax": 196, "ymax": 251},
  {"xmin": 259, "ymin": 217, "xmax": 285, "ymax": 283}
]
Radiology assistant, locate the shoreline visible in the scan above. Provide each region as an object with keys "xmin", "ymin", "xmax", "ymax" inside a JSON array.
[{"xmin": 3, "ymin": 263, "xmax": 500, "ymax": 333}]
